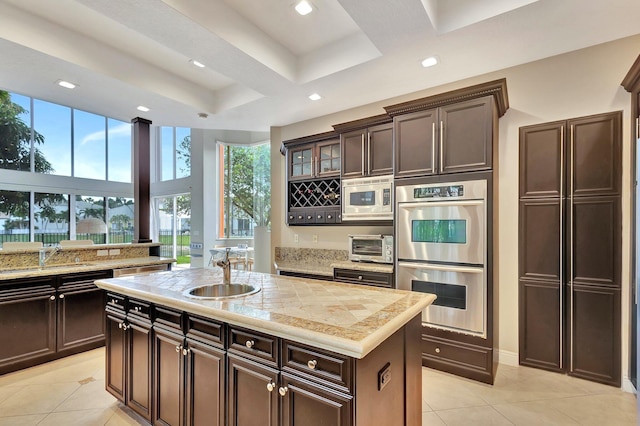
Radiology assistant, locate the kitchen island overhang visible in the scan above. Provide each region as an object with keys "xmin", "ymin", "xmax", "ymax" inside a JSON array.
[{"xmin": 96, "ymin": 267, "xmax": 436, "ymax": 426}]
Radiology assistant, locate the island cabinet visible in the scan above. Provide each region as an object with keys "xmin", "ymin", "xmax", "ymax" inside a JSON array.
[
  {"xmin": 0, "ymin": 270, "xmax": 110, "ymax": 375},
  {"xmin": 334, "ymin": 115, "xmax": 393, "ymax": 179},
  {"xmin": 102, "ymin": 291, "xmax": 424, "ymax": 426},
  {"xmin": 105, "ymin": 294, "xmax": 153, "ymax": 422}
]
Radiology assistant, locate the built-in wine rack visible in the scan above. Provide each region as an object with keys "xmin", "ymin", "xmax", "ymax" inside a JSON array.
[{"xmin": 288, "ymin": 178, "xmax": 340, "ymax": 208}]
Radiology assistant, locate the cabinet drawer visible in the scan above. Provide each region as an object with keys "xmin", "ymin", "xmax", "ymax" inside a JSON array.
[
  {"xmin": 186, "ymin": 314, "xmax": 224, "ymax": 347},
  {"xmin": 154, "ymin": 305, "xmax": 182, "ymax": 331},
  {"xmin": 282, "ymin": 341, "xmax": 353, "ymax": 393},
  {"xmin": 422, "ymin": 335, "xmax": 493, "ymax": 383},
  {"xmin": 333, "ymin": 269, "xmax": 393, "ymax": 288},
  {"xmin": 228, "ymin": 327, "xmax": 278, "ymax": 365},
  {"xmin": 128, "ymin": 298, "xmax": 151, "ymax": 319},
  {"xmin": 106, "ymin": 293, "xmax": 126, "ymax": 312}
]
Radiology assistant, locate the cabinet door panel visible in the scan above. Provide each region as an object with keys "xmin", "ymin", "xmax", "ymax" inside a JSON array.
[
  {"xmin": 368, "ymin": 123, "xmax": 393, "ymax": 176},
  {"xmin": 289, "ymin": 147, "xmax": 314, "ymax": 180},
  {"xmin": 0, "ymin": 284, "xmax": 56, "ymax": 372},
  {"xmin": 281, "ymin": 374, "xmax": 352, "ymax": 426},
  {"xmin": 185, "ymin": 339, "xmax": 225, "ymax": 426},
  {"xmin": 519, "ymin": 279, "xmax": 563, "ymax": 371},
  {"xmin": 127, "ymin": 319, "xmax": 152, "ymax": 421},
  {"xmin": 440, "ymin": 96, "xmax": 493, "ymax": 174},
  {"xmin": 569, "ymin": 284, "xmax": 620, "ymax": 386},
  {"xmin": 317, "ymin": 140, "xmax": 341, "ymax": 177},
  {"xmin": 571, "ymin": 196, "xmax": 620, "ymax": 287},
  {"xmin": 394, "ymin": 109, "xmax": 436, "ymax": 178},
  {"xmin": 569, "ymin": 112, "xmax": 621, "ymax": 197},
  {"xmin": 227, "ymin": 354, "xmax": 278, "ymax": 426},
  {"xmin": 519, "ymin": 122, "xmax": 564, "ymax": 198},
  {"xmin": 341, "ymin": 130, "xmax": 365, "ymax": 178},
  {"xmin": 154, "ymin": 328, "xmax": 184, "ymax": 426},
  {"xmin": 519, "ymin": 199, "xmax": 562, "ymax": 281},
  {"xmin": 57, "ymin": 283, "xmax": 105, "ymax": 351},
  {"xmin": 105, "ymin": 311, "xmax": 126, "ymax": 402}
]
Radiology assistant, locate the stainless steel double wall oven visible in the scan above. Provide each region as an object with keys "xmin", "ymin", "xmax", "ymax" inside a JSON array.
[{"xmin": 396, "ymin": 179, "xmax": 488, "ymax": 337}]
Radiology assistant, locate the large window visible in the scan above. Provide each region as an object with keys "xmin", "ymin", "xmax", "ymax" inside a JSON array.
[
  {"xmin": 218, "ymin": 141, "xmax": 270, "ymax": 239},
  {"xmin": 0, "ymin": 190, "xmax": 30, "ymax": 244},
  {"xmin": 158, "ymin": 126, "xmax": 191, "ymax": 181},
  {"xmin": 1, "ymin": 91, "xmax": 131, "ymax": 181},
  {"xmin": 34, "ymin": 193, "xmax": 70, "ymax": 245},
  {"xmin": 75, "ymin": 195, "xmax": 106, "ymax": 243},
  {"xmin": 155, "ymin": 194, "xmax": 191, "ymax": 259}
]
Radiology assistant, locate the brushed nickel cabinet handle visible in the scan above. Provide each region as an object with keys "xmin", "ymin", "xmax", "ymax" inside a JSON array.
[
  {"xmin": 267, "ymin": 382, "xmax": 276, "ymax": 392},
  {"xmin": 307, "ymin": 359, "xmax": 317, "ymax": 370},
  {"xmin": 245, "ymin": 340, "xmax": 255, "ymax": 349},
  {"xmin": 361, "ymin": 135, "xmax": 365, "ymax": 176},
  {"xmin": 59, "ymin": 294, "xmax": 64, "ymax": 299},
  {"xmin": 559, "ymin": 125, "xmax": 564, "ymax": 369},
  {"xmin": 367, "ymin": 132, "xmax": 371, "ymax": 175},
  {"xmin": 49, "ymin": 295, "xmax": 55, "ymax": 301},
  {"xmin": 279, "ymin": 386, "xmax": 288, "ymax": 396},
  {"xmin": 435, "ymin": 347, "xmax": 440, "ymax": 354},
  {"xmin": 569, "ymin": 123, "xmax": 575, "ymax": 372},
  {"xmin": 176, "ymin": 345, "xmax": 181, "ymax": 353},
  {"xmin": 439, "ymin": 120, "xmax": 444, "ymax": 173},
  {"xmin": 432, "ymin": 122, "xmax": 436, "ymax": 173}
]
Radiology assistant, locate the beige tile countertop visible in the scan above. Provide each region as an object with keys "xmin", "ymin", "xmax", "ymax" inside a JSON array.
[
  {"xmin": 95, "ymin": 268, "xmax": 435, "ymax": 359},
  {"xmin": 0, "ymin": 257, "xmax": 174, "ymax": 281}
]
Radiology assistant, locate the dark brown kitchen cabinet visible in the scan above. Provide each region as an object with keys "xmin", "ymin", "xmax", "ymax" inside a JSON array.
[
  {"xmin": 153, "ymin": 311, "xmax": 226, "ymax": 426},
  {"xmin": 287, "ymin": 136, "xmax": 340, "ymax": 181},
  {"xmin": 228, "ymin": 353, "xmax": 279, "ymax": 426},
  {"xmin": 518, "ymin": 111, "xmax": 622, "ymax": 387},
  {"xmin": 393, "ymin": 96, "xmax": 494, "ymax": 178},
  {"xmin": 341, "ymin": 123, "xmax": 393, "ymax": 178},
  {"xmin": 0, "ymin": 271, "xmax": 109, "ymax": 375},
  {"xmin": 280, "ymin": 374, "xmax": 352, "ymax": 426},
  {"xmin": 0, "ymin": 279, "xmax": 57, "ymax": 374},
  {"xmin": 105, "ymin": 298, "xmax": 153, "ymax": 422}
]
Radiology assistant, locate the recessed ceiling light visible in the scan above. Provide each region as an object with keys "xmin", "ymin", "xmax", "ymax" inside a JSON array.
[
  {"xmin": 137, "ymin": 105, "xmax": 150, "ymax": 112},
  {"xmin": 295, "ymin": 0, "xmax": 313, "ymax": 15},
  {"xmin": 308, "ymin": 93, "xmax": 321, "ymax": 101},
  {"xmin": 421, "ymin": 56, "xmax": 439, "ymax": 68},
  {"xmin": 190, "ymin": 59, "xmax": 205, "ymax": 68},
  {"xmin": 56, "ymin": 80, "xmax": 77, "ymax": 89}
]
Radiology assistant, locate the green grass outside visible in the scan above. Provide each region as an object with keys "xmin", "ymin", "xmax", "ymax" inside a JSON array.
[{"xmin": 176, "ymin": 255, "xmax": 190, "ymax": 264}]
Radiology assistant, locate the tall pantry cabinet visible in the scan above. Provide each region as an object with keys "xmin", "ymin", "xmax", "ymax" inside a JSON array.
[{"xmin": 518, "ymin": 111, "xmax": 622, "ymax": 387}]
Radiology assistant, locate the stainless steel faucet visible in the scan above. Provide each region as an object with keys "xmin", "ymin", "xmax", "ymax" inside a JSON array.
[
  {"xmin": 216, "ymin": 247, "xmax": 232, "ymax": 285},
  {"xmin": 39, "ymin": 245, "xmax": 60, "ymax": 267}
]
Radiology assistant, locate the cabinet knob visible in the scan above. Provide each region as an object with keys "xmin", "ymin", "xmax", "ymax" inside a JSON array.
[
  {"xmin": 307, "ymin": 215, "xmax": 312, "ymax": 220},
  {"xmin": 50, "ymin": 295, "xmax": 56, "ymax": 301},
  {"xmin": 176, "ymin": 345, "xmax": 182, "ymax": 353},
  {"xmin": 435, "ymin": 347, "xmax": 440, "ymax": 354},
  {"xmin": 111, "ymin": 299, "xmax": 117, "ymax": 305},
  {"xmin": 118, "ymin": 322, "xmax": 123, "ymax": 329},
  {"xmin": 307, "ymin": 359, "xmax": 317, "ymax": 370},
  {"xmin": 358, "ymin": 275, "xmax": 363, "ymax": 281},
  {"xmin": 59, "ymin": 294, "xmax": 65, "ymax": 299},
  {"xmin": 182, "ymin": 348, "xmax": 190, "ymax": 356},
  {"xmin": 297, "ymin": 215, "xmax": 303, "ymax": 220},
  {"xmin": 327, "ymin": 215, "xmax": 333, "ymax": 219},
  {"xmin": 266, "ymin": 382, "xmax": 276, "ymax": 392},
  {"xmin": 121, "ymin": 323, "xmax": 129, "ymax": 331},
  {"xmin": 278, "ymin": 386, "xmax": 288, "ymax": 396},
  {"xmin": 317, "ymin": 215, "xmax": 322, "ymax": 220},
  {"xmin": 134, "ymin": 306, "xmax": 140, "ymax": 312},
  {"xmin": 245, "ymin": 340, "xmax": 255, "ymax": 349}
]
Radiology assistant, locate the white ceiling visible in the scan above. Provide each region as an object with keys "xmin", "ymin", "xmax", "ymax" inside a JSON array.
[{"xmin": 0, "ymin": 0, "xmax": 639, "ymax": 133}]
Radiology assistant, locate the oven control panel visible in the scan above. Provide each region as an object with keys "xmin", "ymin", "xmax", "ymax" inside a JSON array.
[{"xmin": 414, "ymin": 184, "xmax": 464, "ymax": 199}]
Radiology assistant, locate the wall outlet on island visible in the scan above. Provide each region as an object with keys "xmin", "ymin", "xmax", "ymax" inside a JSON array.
[
  {"xmin": 313, "ymin": 235, "xmax": 318, "ymax": 243},
  {"xmin": 294, "ymin": 234, "xmax": 299, "ymax": 243}
]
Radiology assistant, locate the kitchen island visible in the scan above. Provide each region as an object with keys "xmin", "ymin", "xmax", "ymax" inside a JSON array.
[{"xmin": 95, "ymin": 267, "xmax": 435, "ymax": 426}]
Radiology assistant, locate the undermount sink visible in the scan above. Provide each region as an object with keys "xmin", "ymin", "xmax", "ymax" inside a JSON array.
[{"xmin": 183, "ymin": 284, "xmax": 260, "ymax": 300}]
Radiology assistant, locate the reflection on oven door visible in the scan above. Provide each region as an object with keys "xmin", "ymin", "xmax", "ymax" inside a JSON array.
[{"xmin": 398, "ymin": 261, "xmax": 486, "ymax": 337}]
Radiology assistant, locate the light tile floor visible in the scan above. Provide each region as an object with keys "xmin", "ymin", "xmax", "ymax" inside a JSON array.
[{"xmin": 0, "ymin": 348, "xmax": 636, "ymax": 425}]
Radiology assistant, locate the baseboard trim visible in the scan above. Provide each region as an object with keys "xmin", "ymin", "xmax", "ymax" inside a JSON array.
[
  {"xmin": 495, "ymin": 349, "xmax": 518, "ymax": 367},
  {"xmin": 621, "ymin": 375, "xmax": 637, "ymax": 394}
]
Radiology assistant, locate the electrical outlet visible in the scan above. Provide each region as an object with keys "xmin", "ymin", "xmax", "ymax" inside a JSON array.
[
  {"xmin": 313, "ymin": 235, "xmax": 318, "ymax": 243},
  {"xmin": 378, "ymin": 363, "xmax": 391, "ymax": 391},
  {"xmin": 294, "ymin": 234, "xmax": 299, "ymax": 243}
]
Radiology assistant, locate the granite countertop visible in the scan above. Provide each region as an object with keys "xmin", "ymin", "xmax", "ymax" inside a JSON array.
[
  {"xmin": 95, "ymin": 268, "xmax": 435, "ymax": 359},
  {"xmin": 274, "ymin": 260, "xmax": 393, "ymax": 276},
  {"xmin": 0, "ymin": 257, "xmax": 174, "ymax": 281}
]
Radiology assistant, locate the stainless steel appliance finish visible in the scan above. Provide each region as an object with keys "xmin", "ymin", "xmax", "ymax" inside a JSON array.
[
  {"xmin": 342, "ymin": 175, "xmax": 393, "ymax": 221},
  {"xmin": 397, "ymin": 261, "xmax": 485, "ymax": 336},
  {"xmin": 396, "ymin": 179, "xmax": 488, "ymax": 337},
  {"xmin": 396, "ymin": 179, "xmax": 486, "ymax": 265},
  {"xmin": 348, "ymin": 234, "xmax": 394, "ymax": 264}
]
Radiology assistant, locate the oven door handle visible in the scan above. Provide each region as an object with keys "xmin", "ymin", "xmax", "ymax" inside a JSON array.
[
  {"xmin": 398, "ymin": 200, "xmax": 484, "ymax": 209},
  {"xmin": 398, "ymin": 261, "xmax": 484, "ymax": 274}
]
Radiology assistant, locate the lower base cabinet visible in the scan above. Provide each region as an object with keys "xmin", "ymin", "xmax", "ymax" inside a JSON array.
[
  {"xmin": 0, "ymin": 271, "xmax": 109, "ymax": 375},
  {"xmin": 105, "ymin": 293, "xmax": 422, "ymax": 426}
]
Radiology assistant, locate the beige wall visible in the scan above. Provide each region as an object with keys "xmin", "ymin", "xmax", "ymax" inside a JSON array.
[{"xmin": 271, "ymin": 34, "xmax": 640, "ymax": 384}]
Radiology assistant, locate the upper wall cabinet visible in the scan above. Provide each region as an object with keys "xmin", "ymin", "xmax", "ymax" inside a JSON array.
[
  {"xmin": 334, "ymin": 114, "xmax": 393, "ymax": 179},
  {"xmin": 285, "ymin": 132, "xmax": 341, "ymax": 181},
  {"xmin": 385, "ymin": 79, "xmax": 509, "ymax": 179}
]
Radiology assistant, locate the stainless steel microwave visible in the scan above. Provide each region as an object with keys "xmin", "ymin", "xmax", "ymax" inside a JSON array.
[
  {"xmin": 348, "ymin": 234, "xmax": 394, "ymax": 264},
  {"xmin": 342, "ymin": 175, "xmax": 393, "ymax": 221}
]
